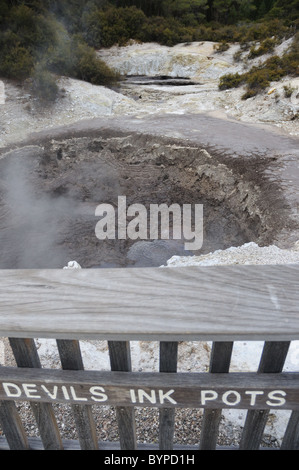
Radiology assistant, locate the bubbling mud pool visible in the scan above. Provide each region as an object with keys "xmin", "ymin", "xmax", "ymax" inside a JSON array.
[{"xmin": 0, "ymin": 129, "xmax": 290, "ymax": 269}]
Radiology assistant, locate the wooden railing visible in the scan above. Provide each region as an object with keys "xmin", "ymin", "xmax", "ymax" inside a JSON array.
[{"xmin": 0, "ymin": 265, "xmax": 299, "ymax": 450}]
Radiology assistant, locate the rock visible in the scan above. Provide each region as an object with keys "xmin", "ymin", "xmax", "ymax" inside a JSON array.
[
  {"xmin": 164, "ymin": 241, "xmax": 299, "ymax": 267},
  {"xmin": 63, "ymin": 260, "xmax": 82, "ymax": 269}
]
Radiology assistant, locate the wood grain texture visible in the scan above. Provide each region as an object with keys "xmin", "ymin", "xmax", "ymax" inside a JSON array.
[
  {"xmin": 239, "ymin": 341, "xmax": 290, "ymax": 450},
  {"xmin": 199, "ymin": 342, "xmax": 233, "ymax": 450},
  {"xmin": 281, "ymin": 410, "xmax": 299, "ymax": 449},
  {"xmin": 0, "ymin": 265, "xmax": 299, "ymax": 341},
  {"xmin": 8, "ymin": 338, "xmax": 63, "ymax": 450},
  {"xmin": 159, "ymin": 342, "xmax": 178, "ymax": 450},
  {"xmin": 108, "ymin": 341, "xmax": 137, "ymax": 450},
  {"xmin": 0, "ymin": 400, "xmax": 29, "ymax": 450},
  {"xmin": 56, "ymin": 339, "xmax": 99, "ymax": 450},
  {"xmin": 1, "ymin": 367, "xmax": 299, "ymax": 409}
]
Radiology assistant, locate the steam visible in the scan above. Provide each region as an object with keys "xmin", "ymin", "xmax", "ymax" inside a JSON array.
[{"xmin": 0, "ymin": 150, "xmax": 76, "ymax": 268}]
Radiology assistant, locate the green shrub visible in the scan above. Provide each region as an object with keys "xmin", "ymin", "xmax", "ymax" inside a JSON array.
[
  {"xmin": 72, "ymin": 40, "xmax": 120, "ymax": 85},
  {"xmin": 248, "ymin": 37, "xmax": 277, "ymax": 59},
  {"xmin": 0, "ymin": 45, "xmax": 34, "ymax": 80},
  {"xmin": 218, "ymin": 72, "xmax": 244, "ymax": 90},
  {"xmin": 233, "ymin": 49, "xmax": 243, "ymax": 62},
  {"xmin": 38, "ymin": 30, "xmax": 120, "ymax": 88},
  {"xmin": 219, "ymin": 34, "xmax": 299, "ymax": 99},
  {"xmin": 245, "ymin": 68, "xmax": 270, "ymax": 91},
  {"xmin": 214, "ymin": 41, "xmax": 230, "ymax": 53},
  {"xmin": 283, "ymin": 84, "xmax": 296, "ymax": 97},
  {"xmin": 82, "ymin": 6, "xmax": 147, "ymax": 47},
  {"xmin": 241, "ymin": 88, "xmax": 259, "ymax": 100}
]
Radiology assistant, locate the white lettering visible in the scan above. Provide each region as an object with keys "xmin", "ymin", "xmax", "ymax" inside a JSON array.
[
  {"xmin": 95, "ymin": 196, "xmax": 204, "ymax": 252},
  {"xmin": 130, "ymin": 389, "xmax": 137, "ymax": 403},
  {"xmin": 70, "ymin": 386, "xmax": 88, "ymax": 402},
  {"xmin": 127, "ymin": 204, "xmax": 148, "ymax": 240},
  {"xmin": 137, "ymin": 389, "xmax": 157, "ymax": 404},
  {"xmin": 149, "ymin": 203, "xmax": 181, "ymax": 239},
  {"xmin": 266, "ymin": 390, "xmax": 286, "ymax": 407},
  {"xmin": 148, "ymin": 455, "xmax": 185, "ymax": 465},
  {"xmin": 22, "ymin": 383, "xmax": 41, "ymax": 399},
  {"xmin": 245, "ymin": 390, "xmax": 264, "ymax": 406},
  {"xmin": 185, "ymin": 455, "xmax": 195, "ymax": 464},
  {"xmin": 3, "ymin": 382, "xmax": 22, "ymax": 398},
  {"xmin": 61, "ymin": 386, "xmax": 70, "ymax": 400},
  {"xmin": 89, "ymin": 386, "xmax": 108, "ymax": 402},
  {"xmin": 129, "ymin": 389, "xmax": 177, "ymax": 404},
  {"xmin": 104, "ymin": 455, "xmax": 139, "ymax": 467},
  {"xmin": 0, "ymin": 381, "xmax": 290, "ymax": 409},
  {"xmin": 201, "ymin": 390, "xmax": 218, "ymax": 405},
  {"xmin": 95, "ymin": 204, "xmax": 115, "ymax": 240},
  {"xmin": 117, "ymin": 196, "xmax": 127, "ymax": 239},
  {"xmin": 222, "ymin": 390, "xmax": 241, "ymax": 406},
  {"xmin": 183, "ymin": 203, "xmax": 203, "ymax": 250},
  {"xmin": 41, "ymin": 385, "xmax": 58, "ymax": 400},
  {"xmin": 158, "ymin": 389, "xmax": 177, "ymax": 405}
]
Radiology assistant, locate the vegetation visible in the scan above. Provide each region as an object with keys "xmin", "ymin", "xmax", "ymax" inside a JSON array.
[
  {"xmin": 219, "ymin": 32, "xmax": 299, "ymax": 99},
  {"xmin": 0, "ymin": 0, "xmax": 120, "ymax": 102},
  {"xmin": 248, "ymin": 37, "xmax": 277, "ymax": 59},
  {"xmin": 0, "ymin": 0, "xmax": 298, "ymax": 102}
]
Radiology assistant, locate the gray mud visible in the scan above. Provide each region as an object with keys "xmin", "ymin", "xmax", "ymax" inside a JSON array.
[{"xmin": 0, "ymin": 114, "xmax": 297, "ymax": 268}]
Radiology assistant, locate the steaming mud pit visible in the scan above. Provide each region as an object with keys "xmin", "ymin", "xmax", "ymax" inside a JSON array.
[{"xmin": 0, "ymin": 116, "xmax": 297, "ymax": 269}]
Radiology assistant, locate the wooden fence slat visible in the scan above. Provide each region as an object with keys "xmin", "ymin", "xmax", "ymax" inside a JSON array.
[
  {"xmin": 56, "ymin": 339, "xmax": 99, "ymax": 450},
  {"xmin": 0, "ymin": 350, "xmax": 29, "ymax": 449},
  {"xmin": 199, "ymin": 342, "xmax": 233, "ymax": 450},
  {"xmin": 8, "ymin": 338, "xmax": 63, "ymax": 450},
  {"xmin": 281, "ymin": 410, "xmax": 299, "ymax": 450},
  {"xmin": 239, "ymin": 341, "xmax": 290, "ymax": 450},
  {"xmin": 0, "ymin": 400, "xmax": 29, "ymax": 450},
  {"xmin": 159, "ymin": 341, "xmax": 178, "ymax": 450},
  {"xmin": 108, "ymin": 341, "xmax": 137, "ymax": 450}
]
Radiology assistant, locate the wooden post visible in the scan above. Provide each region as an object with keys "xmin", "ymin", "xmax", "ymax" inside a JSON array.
[
  {"xmin": 239, "ymin": 341, "xmax": 290, "ymax": 449},
  {"xmin": 281, "ymin": 410, "xmax": 299, "ymax": 450},
  {"xmin": 108, "ymin": 341, "xmax": 137, "ymax": 450},
  {"xmin": 199, "ymin": 341, "xmax": 233, "ymax": 449},
  {"xmin": 159, "ymin": 341, "xmax": 178, "ymax": 450},
  {"xmin": 0, "ymin": 400, "xmax": 29, "ymax": 450},
  {"xmin": 56, "ymin": 339, "xmax": 99, "ymax": 450},
  {"xmin": 8, "ymin": 338, "xmax": 63, "ymax": 450}
]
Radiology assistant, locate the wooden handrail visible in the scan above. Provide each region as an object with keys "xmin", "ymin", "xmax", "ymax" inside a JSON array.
[{"xmin": 0, "ymin": 265, "xmax": 298, "ymax": 341}]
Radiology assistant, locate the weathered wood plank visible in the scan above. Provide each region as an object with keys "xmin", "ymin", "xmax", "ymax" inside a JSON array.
[
  {"xmin": 159, "ymin": 342, "xmax": 178, "ymax": 450},
  {"xmin": 239, "ymin": 341, "xmax": 290, "ymax": 450},
  {"xmin": 199, "ymin": 342, "xmax": 233, "ymax": 450},
  {"xmin": 0, "ymin": 400, "xmax": 29, "ymax": 450},
  {"xmin": 0, "ymin": 367, "xmax": 299, "ymax": 410},
  {"xmin": 108, "ymin": 341, "xmax": 137, "ymax": 450},
  {"xmin": 8, "ymin": 338, "xmax": 63, "ymax": 450},
  {"xmin": 281, "ymin": 410, "xmax": 299, "ymax": 449},
  {"xmin": 0, "ymin": 265, "xmax": 298, "ymax": 341},
  {"xmin": 0, "ymin": 435, "xmax": 206, "ymax": 451},
  {"xmin": 56, "ymin": 339, "xmax": 99, "ymax": 450}
]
